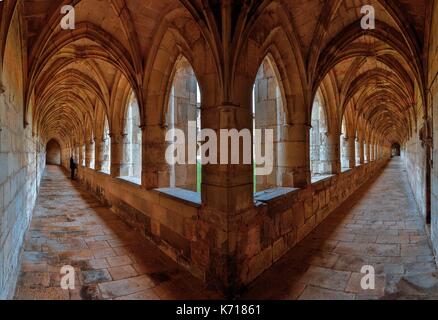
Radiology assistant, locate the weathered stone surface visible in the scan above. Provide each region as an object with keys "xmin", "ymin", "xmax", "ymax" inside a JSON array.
[
  {"xmin": 13, "ymin": 166, "xmax": 219, "ymax": 300},
  {"xmin": 82, "ymin": 269, "xmax": 112, "ymax": 285},
  {"xmin": 2, "ymin": 0, "xmax": 438, "ymax": 301},
  {"xmin": 241, "ymin": 159, "xmax": 438, "ymax": 300}
]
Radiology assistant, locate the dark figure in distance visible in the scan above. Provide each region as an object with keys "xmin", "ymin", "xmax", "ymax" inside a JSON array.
[{"xmin": 70, "ymin": 157, "xmax": 77, "ymax": 180}]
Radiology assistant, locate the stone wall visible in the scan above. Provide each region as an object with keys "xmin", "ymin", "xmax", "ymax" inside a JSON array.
[
  {"xmin": 0, "ymin": 9, "xmax": 45, "ymax": 299},
  {"xmin": 402, "ymin": 135, "xmax": 426, "ymax": 219},
  {"xmin": 75, "ymin": 169, "xmax": 204, "ymax": 279},
  {"xmin": 73, "ymin": 156, "xmax": 389, "ymax": 294},
  {"xmin": 234, "ymin": 158, "xmax": 389, "ymax": 290},
  {"xmin": 429, "ymin": 0, "xmax": 438, "ymax": 258},
  {"xmin": 46, "ymin": 140, "xmax": 61, "ymax": 165},
  {"xmin": 432, "ymin": 74, "xmax": 438, "ymax": 257},
  {"xmin": 402, "ymin": 86, "xmax": 426, "ymax": 220}
]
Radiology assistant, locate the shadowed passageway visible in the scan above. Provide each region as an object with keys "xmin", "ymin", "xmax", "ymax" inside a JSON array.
[
  {"xmin": 3, "ymin": 0, "xmax": 438, "ymax": 302},
  {"xmin": 242, "ymin": 158, "xmax": 438, "ymax": 300},
  {"xmin": 14, "ymin": 166, "xmax": 221, "ymax": 300},
  {"xmin": 14, "ymin": 159, "xmax": 438, "ymax": 300}
]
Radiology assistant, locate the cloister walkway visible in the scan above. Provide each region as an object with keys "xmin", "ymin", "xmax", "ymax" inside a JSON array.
[
  {"xmin": 14, "ymin": 158, "xmax": 438, "ymax": 300},
  {"xmin": 14, "ymin": 165, "xmax": 220, "ymax": 300},
  {"xmin": 242, "ymin": 157, "xmax": 438, "ymax": 299}
]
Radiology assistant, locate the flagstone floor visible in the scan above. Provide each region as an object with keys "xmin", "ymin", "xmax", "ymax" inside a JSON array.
[
  {"xmin": 241, "ymin": 158, "xmax": 438, "ymax": 300},
  {"xmin": 14, "ymin": 158, "xmax": 438, "ymax": 300},
  {"xmin": 14, "ymin": 165, "xmax": 221, "ymax": 300}
]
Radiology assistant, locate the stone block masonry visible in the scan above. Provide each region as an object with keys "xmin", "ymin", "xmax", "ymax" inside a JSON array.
[
  {"xmin": 0, "ymin": 9, "xmax": 45, "ymax": 299},
  {"xmin": 0, "ymin": 92, "xmax": 45, "ymax": 299},
  {"xmin": 2, "ymin": 0, "xmax": 435, "ymax": 301},
  {"xmin": 235, "ymin": 159, "xmax": 389, "ymax": 291},
  {"xmin": 75, "ymin": 157, "xmax": 389, "ymax": 294}
]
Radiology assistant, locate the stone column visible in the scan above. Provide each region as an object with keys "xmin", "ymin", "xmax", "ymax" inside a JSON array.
[
  {"xmin": 345, "ymin": 137, "xmax": 355, "ymax": 169},
  {"xmin": 85, "ymin": 139, "xmax": 94, "ymax": 168},
  {"xmin": 78, "ymin": 144, "xmax": 84, "ymax": 167},
  {"xmin": 200, "ymin": 103, "xmax": 254, "ymax": 294},
  {"xmin": 142, "ymin": 124, "xmax": 171, "ymax": 189},
  {"xmin": 288, "ymin": 123, "xmax": 308, "ymax": 187},
  {"xmin": 355, "ymin": 138, "xmax": 360, "ymax": 165},
  {"xmin": 325, "ymin": 132, "xmax": 341, "ymax": 174},
  {"xmin": 274, "ymin": 123, "xmax": 308, "ymax": 188},
  {"xmin": 111, "ymin": 133, "xmax": 130, "ymax": 177},
  {"xmin": 201, "ymin": 104, "xmax": 253, "ymax": 212},
  {"xmin": 359, "ymin": 138, "xmax": 365, "ymax": 164},
  {"xmin": 341, "ymin": 137, "xmax": 355, "ymax": 169},
  {"xmin": 366, "ymin": 143, "xmax": 371, "ymax": 163},
  {"xmin": 370, "ymin": 143, "xmax": 375, "ymax": 161},
  {"xmin": 94, "ymin": 139, "xmax": 104, "ymax": 171},
  {"xmin": 102, "ymin": 136, "xmax": 111, "ymax": 173}
]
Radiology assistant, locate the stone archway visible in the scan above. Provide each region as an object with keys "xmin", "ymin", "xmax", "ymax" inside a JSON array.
[
  {"xmin": 46, "ymin": 139, "xmax": 61, "ymax": 165},
  {"xmin": 391, "ymin": 143, "xmax": 401, "ymax": 157}
]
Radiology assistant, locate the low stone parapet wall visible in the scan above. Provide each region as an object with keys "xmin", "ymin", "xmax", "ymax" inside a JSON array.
[{"xmin": 74, "ymin": 158, "xmax": 389, "ymax": 295}]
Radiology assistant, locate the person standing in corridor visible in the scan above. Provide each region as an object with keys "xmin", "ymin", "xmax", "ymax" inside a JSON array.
[{"xmin": 70, "ymin": 156, "xmax": 77, "ymax": 180}]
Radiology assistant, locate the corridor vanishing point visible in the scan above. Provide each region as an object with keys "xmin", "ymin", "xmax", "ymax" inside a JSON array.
[{"xmin": 1, "ymin": 0, "xmax": 438, "ymax": 302}]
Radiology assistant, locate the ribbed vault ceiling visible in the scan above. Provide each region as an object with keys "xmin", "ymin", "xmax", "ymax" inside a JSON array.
[{"xmin": 0, "ymin": 0, "xmax": 429, "ymax": 148}]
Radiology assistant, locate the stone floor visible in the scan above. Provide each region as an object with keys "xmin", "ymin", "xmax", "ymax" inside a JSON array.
[
  {"xmin": 14, "ymin": 165, "xmax": 221, "ymax": 300},
  {"xmin": 242, "ymin": 158, "xmax": 438, "ymax": 300},
  {"xmin": 14, "ymin": 158, "xmax": 438, "ymax": 300}
]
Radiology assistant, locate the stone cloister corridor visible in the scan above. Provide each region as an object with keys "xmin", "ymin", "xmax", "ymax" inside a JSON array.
[
  {"xmin": 244, "ymin": 158, "xmax": 438, "ymax": 300},
  {"xmin": 14, "ymin": 165, "xmax": 222, "ymax": 300},
  {"xmin": 2, "ymin": 0, "xmax": 438, "ymax": 302},
  {"xmin": 14, "ymin": 158, "xmax": 438, "ymax": 300}
]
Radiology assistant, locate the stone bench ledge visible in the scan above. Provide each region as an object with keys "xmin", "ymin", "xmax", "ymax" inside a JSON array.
[
  {"xmin": 254, "ymin": 187, "xmax": 300, "ymax": 203},
  {"xmin": 117, "ymin": 176, "xmax": 141, "ymax": 187},
  {"xmin": 154, "ymin": 187, "xmax": 201, "ymax": 208}
]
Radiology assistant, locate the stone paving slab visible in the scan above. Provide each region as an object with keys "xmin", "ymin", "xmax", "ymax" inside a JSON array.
[
  {"xmin": 14, "ymin": 159, "xmax": 438, "ymax": 300},
  {"xmin": 14, "ymin": 166, "xmax": 221, "ymax": 300},
  {"xmin": 241, "ymin": 158, "xmax": 438, "ymax": 300}
]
